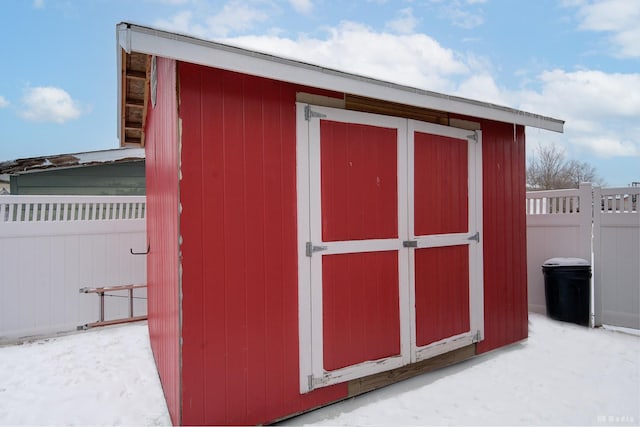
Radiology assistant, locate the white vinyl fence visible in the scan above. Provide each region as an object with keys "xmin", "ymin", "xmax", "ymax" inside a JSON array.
[
  {"xmin": 526, "ymin": 184, "xmax": 640, "ymax": 329},
  {"xmin": 0, "ymin": 196, "xmax": 147, "ymax": 343}
]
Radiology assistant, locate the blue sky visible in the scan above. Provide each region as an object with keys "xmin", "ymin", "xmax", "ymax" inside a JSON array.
[{"xmin": 0, "ymin": 0, "xmax": 638, "ymax": 186}]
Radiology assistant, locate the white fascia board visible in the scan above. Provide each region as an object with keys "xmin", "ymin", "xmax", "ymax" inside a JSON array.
[
  {"xmin": 75, "ymin": 147, "xmax": 145, "ymax": 164},
  {"xmin": 117, "ymin": 23, "xmax": 564, "ymax": 133}
]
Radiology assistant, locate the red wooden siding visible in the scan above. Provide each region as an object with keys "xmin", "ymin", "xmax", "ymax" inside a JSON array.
[
  {"xmin": 322, "ymin": 251, "xmax": 401, "ymax": 370},
  {"xmin": 414, "ymin": 245, "xmax": 470, "ymax": 346},
  {"xmin": 178, "ymin": 63, "xmax": 347, "ymax": 425},
  {"xmin": 320, "ymin": 121, "xmax": 398, "ymax": 241},
  {"xmin": 414, "ymin": 132, "xmax": 468, "ymax": 235},
  {"xmin": 145, "ymin": 57, "xmax": 181, "ymax": 425},
  {"xmin": 473, "ymin": 119, "xmax": 528, "ymax": 353}
]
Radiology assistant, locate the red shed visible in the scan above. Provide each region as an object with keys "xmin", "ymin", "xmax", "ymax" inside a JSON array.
[{"xmin": 116, "ymin": 23, "xmax": 563, "ymax": 425}]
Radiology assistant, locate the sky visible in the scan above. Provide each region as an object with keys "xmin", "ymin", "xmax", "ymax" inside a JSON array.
[{"xmin": 0, "ymin": 0, "xmax": 638, "ymax": 187}]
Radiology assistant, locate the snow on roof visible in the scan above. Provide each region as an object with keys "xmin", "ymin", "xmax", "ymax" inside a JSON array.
[
  {"xmin": 116, "ymin": 22, "xmax": 564, "ymax": 138},
  {"xmin": 0, "ymin": 148, "xmax": 145, "ymax": 176}
]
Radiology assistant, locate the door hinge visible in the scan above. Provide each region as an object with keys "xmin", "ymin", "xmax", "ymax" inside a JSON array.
[
  {"xmin": 467, "ymin": 131, "xmax": 478, "ymax": 143},
  {"xmin": 402, "ymin": 240, "xmax": 418, "ymax": 248},
  {"xmin": 304, "ymin": 105, "xmax": 327, "ymax": 121},
  {"xmin": 306, "ymin": 242, "xmax": 328, "ymax": 257},
  {"xmin": 472, "ymin": 329, "xmax": 482, "ymax": 343},
  {"xmin": 468, "ymin": 231, "xmax": 480, "ymax": 243}
]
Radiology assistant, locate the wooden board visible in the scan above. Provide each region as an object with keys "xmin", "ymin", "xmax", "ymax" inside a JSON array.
[
  {"xmin": 347, "ymin": 344, "xmax": 476, "ymax": 397},
  {"xmin": 121, "ymin": 50, "xmax": 149, "ymax": 147},
  {"xmin": 345, "ymin": 94, "xmax": 449, "ymax": 125}
]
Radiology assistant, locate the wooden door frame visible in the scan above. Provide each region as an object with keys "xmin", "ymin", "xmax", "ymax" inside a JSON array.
[{"xmin": 296, "ymin": 103, "xmax": 410, "ymax": 393}]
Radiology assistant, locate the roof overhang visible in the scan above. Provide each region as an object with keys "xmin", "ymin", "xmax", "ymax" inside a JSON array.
[
  {"xmin": 116, "ymin": 22, "xmax": 564, "ymax": 146},
  {"xmin": 117, "ymin": 41, "xmax": 149, "ymax": 147}
]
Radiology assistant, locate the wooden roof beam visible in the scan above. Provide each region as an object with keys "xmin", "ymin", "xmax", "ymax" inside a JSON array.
[
  {"xmin": 125, "ymin": 99, "xmax": 144, "ymax": 108},
  {"xmin": 126, "ymin": 70, "xmax": 146, "ymax": 80}
]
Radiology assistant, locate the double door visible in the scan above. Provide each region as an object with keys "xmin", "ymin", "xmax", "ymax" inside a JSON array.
[{"xmin": 296, "ymin": 104, "xmax": 483, "ymax": 393}]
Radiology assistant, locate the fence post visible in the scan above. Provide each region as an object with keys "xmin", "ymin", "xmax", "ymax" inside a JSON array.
[
  {"xmin": 592, "ymin": 185, "xmax": 602, "ymax": 327},
  {"xmin": 578, "ymin": 182, "xmax": 596, "ymax": 327},
  {"xmin": 577, "ymin": 183, "xmax": 594, "ymax": 262}
]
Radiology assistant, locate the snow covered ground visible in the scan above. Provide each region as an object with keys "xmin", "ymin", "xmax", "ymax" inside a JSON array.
[
  {"xmin": 0, "ymin": 314, "xmax": 638, "ymax": 426},
  {"xmin": 284, "ymin": 314, "xmax": 640, "ymax": 426},
  {"xmin": 0, "ymin": 322, "xmax": 170, "ymax": 426}
]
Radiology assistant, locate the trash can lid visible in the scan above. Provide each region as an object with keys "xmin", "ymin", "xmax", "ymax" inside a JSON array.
[{"xmin": 543, "ymin": 257, "xmax": 590, "ymax": 267}]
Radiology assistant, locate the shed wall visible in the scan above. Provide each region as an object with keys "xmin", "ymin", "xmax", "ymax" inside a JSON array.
[
  {"xmin": 178, "ymin": 64, "xmax": 347, "ymax": 425},
  {"xmin": 145, "ymin": 57, "xmax": 181, "ymax": 424},
  {"xmin": 474, "ymin": 119, "xmax": 528, "ymax": 352}
]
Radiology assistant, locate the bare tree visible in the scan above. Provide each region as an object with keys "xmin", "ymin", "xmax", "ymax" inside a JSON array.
[{"xmin": 527, "ymin": 144, "xmax": 604, "ymax": 190}]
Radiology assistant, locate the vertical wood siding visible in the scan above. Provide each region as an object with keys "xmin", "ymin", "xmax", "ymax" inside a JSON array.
[
  {"xmin": 320, "ymin": 121, "xmax": 398, "ymax": 241},
  {"xmin": 178, "ymin": 64, "xmax": 347, "ymax": 425},
  {"xmin": 322, "ymin": 251, "xmax": 401, "ymax": 370},
  {"xmin": 415, "ymin": 245, "xmax": 470, "ymax": 346},
  {"xmin": 145, "ymin": 57, "xmax": 181, "ymax": 425},
  {"xmin": 473, "ymin": 119, "xmax": 528, "ymax": 353},
  {"xmin": 414, "ymin": 132, "xmax": 468, "ymax": 235}
]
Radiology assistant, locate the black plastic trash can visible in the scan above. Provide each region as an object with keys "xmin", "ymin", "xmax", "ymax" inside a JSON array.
[{"xmin": 542, "ymin": 258, "xmax": 591, "ymax": 326}]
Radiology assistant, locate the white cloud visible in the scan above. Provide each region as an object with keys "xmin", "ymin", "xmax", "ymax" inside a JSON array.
[
  {"xmin": 289, "ymin": 0, "xmax": 313, "ymax": 15},
  {"xmin": 571, "ymin": 134, "xmax": 639, "ymax": 157},
  {"xmin": 20, "ymin": 86, "xmax": 82, "ymax": 123},
  {"xmin": 156, "ymin": 1, "xmax": 271, "ymax": 38},
  {"xmin": 573, "ymin": 0, "xmax": 640, "ymax": 58},
  {"xmin": 386, "ymin": 8, "xmax": 419, "ymax": 35},
  {"xmin": 225, "ymin": 23, "xmax": 640, "ymax": 161},
  {"xmin": 223, "ymin": 21, "xmax": 471, "ymax": 93},
  {"xmin": 520, "ymin": 69, "xmax": 640, "ymax": 119},
  {"xmin": 454, "ymin": 73, "xmax": 510, "ymax": 106},
  {"xmin": 205, "ymin": 1, "xmax": 270, "ymax": 37},
  {"xmin": 519, "ymin": 69, "xmax": 640, "ymax": 158},
  {"xmin": 33, "ymin": 0, "xmax": 44, "ymax": 9},
  {"xmin": 155, "ymin": 10, "xmax": 209, "ymax": 38},
  {"xmin": 152, "ymin": 10, "xmax": 638, "ymax": 162},
  {"xmin": 0, "ymin": 96, "xmax": 9, "ymax": 108}
]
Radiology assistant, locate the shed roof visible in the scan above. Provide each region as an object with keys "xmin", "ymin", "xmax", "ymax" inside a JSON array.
[
  {"xmin": 0, "ymin": 148, "xmax": 145, "ymax": 176},
  {"xmin": 116, "ymin": 22, "xmax": 564, "ymax": 147}
]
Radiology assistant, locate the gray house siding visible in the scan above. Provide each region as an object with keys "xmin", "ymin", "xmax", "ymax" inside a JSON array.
[{"xmin": 10, "ymin": 161, "xmax": 145, "ymax": 195}]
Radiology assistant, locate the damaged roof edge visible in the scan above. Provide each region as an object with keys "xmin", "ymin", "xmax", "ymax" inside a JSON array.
[
  {"xmin": 0, "ymin": 148, "xmax": 145, "ymax": 176},
  {"xmin": 116, "ymin": 22, "xmax": 564, "ymax": 134}
]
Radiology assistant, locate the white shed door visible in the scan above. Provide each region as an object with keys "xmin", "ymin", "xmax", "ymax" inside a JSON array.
[{"xmin": 296, "ymin": 103, "xmax": 484, "ymax": 393}]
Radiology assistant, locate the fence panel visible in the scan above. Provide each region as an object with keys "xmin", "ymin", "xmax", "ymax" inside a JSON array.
[
  {"xmin": 593, "ymin": 187, "xmax": 640, "ymax": 329},
  {"xmin": 0, "ymin": 195, "xmax": 147, "ymax": 343},
  {"xmin": 525, "ymin": 184, "xmax": 593, "ymax": 315}
]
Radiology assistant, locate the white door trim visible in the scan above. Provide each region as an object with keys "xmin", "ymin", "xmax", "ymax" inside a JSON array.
[
  {"xmin": 297, "ymin": 103, "xmax": 410, "ymax": 393},
  {"xmin": 297, "ymin": 104, "xmax": 484, "ymax": 393}
]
